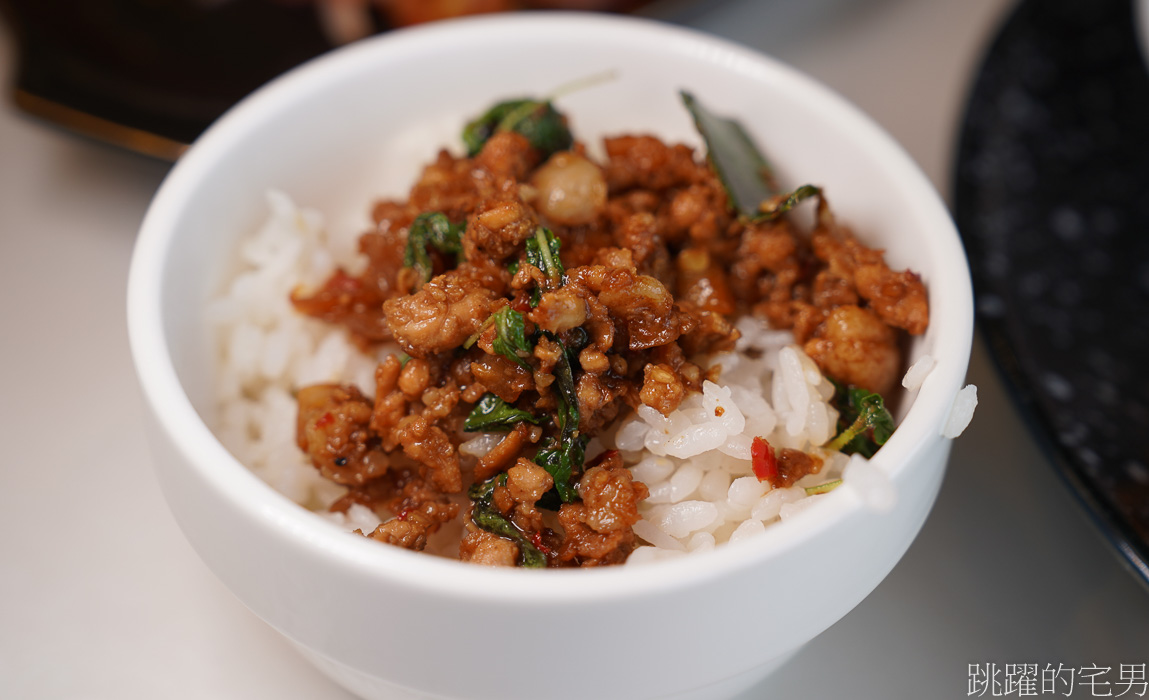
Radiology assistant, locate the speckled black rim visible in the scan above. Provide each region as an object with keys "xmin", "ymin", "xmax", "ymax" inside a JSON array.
[{"xmin": 953, "ymin": 0, "xmax": 1149, "ymax": 588}]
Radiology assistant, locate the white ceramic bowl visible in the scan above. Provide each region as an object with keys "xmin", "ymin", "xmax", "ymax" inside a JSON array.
[{"xmin": 128, "ymin": 12, "xmax": 973, "ymax": 700}]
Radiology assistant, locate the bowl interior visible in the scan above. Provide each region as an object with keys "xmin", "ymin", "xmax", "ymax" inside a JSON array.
[{"xmin": 130, "ymin": 12, "xmax": 973, "ymax": 596}]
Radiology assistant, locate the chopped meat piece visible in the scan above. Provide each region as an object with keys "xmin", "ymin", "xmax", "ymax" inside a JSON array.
[
  {"xmin": 602, "ymin": 135, "xmax": 702, "ymax": 192},
  {"xmin": 470, "ymin": 354, "xmax": 534, "ymax": 404},
  {"xmin": 397, "ymin": 357, "xmax": 432, "ymax": 399},
  {"xmin": 474, "ymin": 131, "xmax": 540, "ymax": 181},
  {"xmin": 530, "ymin": 286, "xmax": 588, "ymax": 335},
  {"xmin": 296, "ymin": 384, "xmax": 389, "ymax": 486},
  {"xmin": 464, "ymin": 193, "xmax": 538, "ymax": 264},
  {"xmin": 854, "ymin": 261, "xmax": 929, "ymax": 335},
  {"xmin": 575, "ymin": 372, "xmax": 625, "ymax": 434},
  {"xmin": 408, "ymin": 149, "xmax": 491, "ymax": 222},
  {"xmin": 459, "ymin": 527, "xmax": 520, "ymax": 567},
  {"xmin": 773, "ymin": 448, "xmax": 825, "ymax": 489},
  {"xmin": 368, "ymin": 512, "xmax": 432, "ymax": 550},
  {"xmin": 383, "ymin": 270, "xmax": 497, "ymax": 357},
  {"xmin": 421, "ymin": 382, "xmax": 460, "ymax": 419},
  {"xmin": 555, "ymin": 455, "xmax": 649, "ymax": 567},
  {"xmin": 639, "ymin": 363, "xmax": 686, "ymax": 416},
  {"xmin": 811, "ymin": 226, "xmax": 929, "ymax": 334},
  {"xmin": 571, "ymin": 265, "xmax": 686, "ymax": 350},
  {"xmin": 804, "ymin": 305, "xmax": 900, "ymax": 395},
  {"xmin": 393, "ymin": 415, "xmax": 463, "ymax": 494},
  {"xmin": 498, "ymin": 458, "xmax": 554, "ymax": 533},
  {"xmin": 290, "ymin": 269, "xmax": 391, "ymax": 345},
  {"xmin": 370, "ymin": 355, "xmax": 408, "ymax": 448},
  {"xmin": 666, "ymin": 180, "xmax": 729, "ymax": 243},
  {"xmin": 677, "ymin": 303, "xmax": 739, "ymax": 357},
  {"xmin": 474, "ymin": 423, "xmax": 535, "ymax": 482}
]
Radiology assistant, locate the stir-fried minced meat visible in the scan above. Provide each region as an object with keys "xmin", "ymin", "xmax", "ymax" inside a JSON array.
[
  {"xmin": 474, "ymin": 423, "xmax": 539, "ymax": 482},
  {"xmin": 383, "ymin": 269, "xmax": 498, "ymax": 357},
  {"xmin": 464, "ymin": 192, "xmax": 540, "ymax": 265},
  {"xmin": 810, "ymin": 216, "xmax": 928, "ymax": 334},
  {"xmin": 470, "ymin": 354, "xmax": 534, "ymax": 403},
  {"xmin": 290, "ymin": 269, "xmax": 393, "ymax": 346},
  {"xmin": 334, "ymin": 467, "xmax": 462, "ymax": 552},
  {"xmin": 555, "ymin": 454, "xmax": 649, "ymax": 567},
  {"xmin": 804, "ymin": 305, "xmax": 901, "ymax": 396},
  {"xmin": 495, "ymin": 458, "xmax": 554, "ymax": 534},
  {"xmin": 296, "ymin": 384, "xmax": 389, "ymax": 486},
  {"xmin": 602, "ymin": 135, "xmax": 705, "ymax": 193},
  {"xmin": 640, "ymin": 363, "xmax": 686, "ymax": 416},
  {"xmin": 772, "ymin": 448, "xmax": 825, "ymax": 489},
  {"xmin": 460, "ymin": 526, "xmax": 521, "ymax": 567},
  {"xmin": 474, "ymin": 131, "xmax": 541, "ymax": 182},
  {"xmin": 366, "ymin": 489, "xmax": 461, "ymax": 551},
  {"xmin": 393, "ymin": 414, "xmax": 463, "ymax": 494},
  {"xmin": 288, "ymin": 107, "xmax": 929, "ymax": 567}
]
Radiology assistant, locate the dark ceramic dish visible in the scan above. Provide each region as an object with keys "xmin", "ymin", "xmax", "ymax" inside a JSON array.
[{"xmin": 954, "ymin": 0, "xmax": 1149, "ymax": 586}]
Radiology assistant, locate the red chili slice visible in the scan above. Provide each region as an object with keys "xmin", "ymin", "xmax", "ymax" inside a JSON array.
[
  {"xmin": 751, "ymin": 436, "xmax": 777, "ymax": 485},
  {"xmin": 530, "ymin": 531, "xmax": 553, "ymax": 556}
]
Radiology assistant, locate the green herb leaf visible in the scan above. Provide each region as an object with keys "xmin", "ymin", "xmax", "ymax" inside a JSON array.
[
  {"xmin": 804, "ymin": 479, "xmax": 843, "ymax": 496},
  {"xmin": 525, "ymin": 227, "xmax": 564, "ymax": 289},
  {"xmin": 533, "ymin": 436, "xmax": 586, "ymax": 504},
  {"xmin": 533, "ymin": 331, "xmax": 585, "ymax": 504},
  {"xmin": 402, "ymin": 212, "xmax": 465, "ymax": 287},
  {"xmin": 468, "ymin": 474, "xmax": 547, "ymax": 568},
  {"xmin": 468, "ymin": 472, "xmax": 506, "ymax": 502},
  {"xmin": 681, "ymin": 90, "xmax": 776, "ymax": 219},
  {"xmin": 464, "ymin": 393, "xmax": 541, "ymax": 433},
  {"xmin": 491, "ymin": 306, "xmax": 533, "ymax": 371},
  {"xmin": 462, "ymin": 98, "xmax": 572, "ymax": 158},
  {"xmin": 758, "ymin": 184, "xmax": 822, "ymax": 220},
  {"xmin": 825, "ymin": 383, "xmax": 896, "ymax": 456}
]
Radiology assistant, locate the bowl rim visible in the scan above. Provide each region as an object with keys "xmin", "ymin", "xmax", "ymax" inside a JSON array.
[{"xmin": 127, "ymin": 10, "xmax": 974, "ymax": 604}]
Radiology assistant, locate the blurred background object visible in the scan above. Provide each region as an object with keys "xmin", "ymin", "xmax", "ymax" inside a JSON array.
[
  {"xmin": 954, "ymin": 0, "xmax": 1149, "ymax": 584},
  {"xmin": 0, "ymin": 0, "xmax": 653, "ymax": 159}
]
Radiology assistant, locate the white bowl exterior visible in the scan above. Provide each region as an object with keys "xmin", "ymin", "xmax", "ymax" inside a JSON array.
[
  {"xmin": 128, "ymin": 13, "xmax": 973, "ymax": 700},
  {"xmin": 143, "ymin": 407, "xmax": 950, "ymax": 700}
]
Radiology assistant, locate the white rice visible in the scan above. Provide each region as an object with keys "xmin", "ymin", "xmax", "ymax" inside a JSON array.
[
  {"xmin": 943, "ymin": 384, "xmax": 978, "ymax": 439},
  {"xmin": 607, "ymin": 317, "xmax": 855, "ymax": 561},
  {"xmin": 206, "ymin": 191, "xmax": 388, "ymax": 513},
  {"xmin": 209, "ymin": 192, "xmax": 933, "ymax": 561},
  {"xmin": 901, "ymin": 354, "xmax": 936, "ymax": 391}
]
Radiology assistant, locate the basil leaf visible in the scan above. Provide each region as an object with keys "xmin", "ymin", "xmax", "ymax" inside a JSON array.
[
  {"xmin": 757, "ymin": 184, "xmax": 822, "ymax": 221},
  {"xmin": 463, "ymin": 99, "xmax": 527, "ymax": 156},
  {"xmin": 462, "ymin": 98, "xmax": 572, "ymax": 158},
  {"xmin": 825, "ymin": 382, "xmax": 896, "ymax": 455},
  {"xmin": 851, "ymin": 386, "xmax": 896, "ymax": 445},
  {"xmin": 525, "ymin": 227, "xmax": 564, "ymax": 289},
  {"xmin": 681, "ymin": 90, "xmax": 776, "ymax": 219},
  {"xmin": 533, "ymin": 331, "xmax": 585, "ymax": 505},
  {"xmin": 533, "ymin": 437, "xmax": 585, "ymax": 504},
  {"xmin": 491, "ymin": 306, "xmax": 532, "ymax": 371},
  {"xmin": 464, "ymin": 393, "xmax": 540, "ymax": 433},
  {"xmin": 403, "ymin": 212, "xmax": 465, "ymax": 287},
  {"xmin": 468, "ymin": 473, "xmax": 546, "ymax": 568},
  {"xmin": 467, "ymin": 472, "xmax": 505, "ymax": 502}
]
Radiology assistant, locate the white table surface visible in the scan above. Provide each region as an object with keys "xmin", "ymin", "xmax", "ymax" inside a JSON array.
[{"xmin": 3, "ymin": 1, "xmax": 1148, "ymax": 698}]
